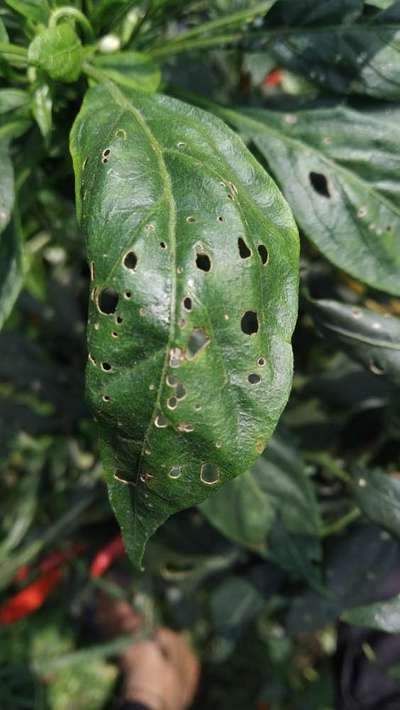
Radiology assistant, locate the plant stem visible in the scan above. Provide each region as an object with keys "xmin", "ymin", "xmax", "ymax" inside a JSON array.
[
  {"xmin": 149, "ymin": 32, "xmax": 244, "ymax": 59},
  {"xmin": 321, "ymin": 507, "xmax": 361, "ymax": 538},
  {"xmin": 49, "ymin": 6, "xmax": 95, "ymax": 42}
]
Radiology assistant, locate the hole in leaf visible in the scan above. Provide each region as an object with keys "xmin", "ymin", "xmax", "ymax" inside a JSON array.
[
  {"xmin": 309, "ymin": 171, "xmax": 330, "ymax": 198},
  {"xmin": 102, "ymin": 148, "xmax": 111, "ymax": 163},
  {"xmin": 183, "ymin": 297, "xmax": 192, "ymax": 311},
  {"xmin": 116, "ymin": 315, "xmax": 123, "ymax": 324},
  {"xmin": 200, "ymin": 463, "xmax": 220, "ymax": 486},
  {"xmin": 241, "ymin": 311, "xmax": 259, "ymax": 335},
  {"xmin": 115, "ymin": 128, "xmax": 127, "ymax": 139},
  {"xmin": 257, "ymin": 357, "xmax": 266, "ymax": 367},
  {"xmin": 102, "ymin": 394, "xmax": 111, "ymax": 402},
  {"xmin": 238, "ymin": 238, "xmax": 251, "ymax": 258},
  {"xmin": 160, "ymin": 241, "xmax": 167, "ymax": 249},
  {"xmin": 177, "ymin": 422, "xmax": 194, "ymax": 432},
  {"xmin": 114, "ymin": 471, "xmax": 134, "ymax": 485},
  {"xmin": 124, "ymin": 290, "xmax": 132, "ymax": 299},
  {"xmin": 196, "ymin": 253, "xmax": 211, "ymax": 272},
  {"xmin": 194, "ymin": 403, "xmax": 202, "ymax": 411},
  {"xmin": 248, "ymin": 373, "xmax": 261, "ymax": 384},
  {"xmin": 168, "ymin": 465, "xmax": 182, "ymax": 480},
  {"xmin": 217, "ymin": 216, "xmax": 224, "ymax": 222},
  {"xmin": 98, "ymin": 288, "xmax": 119, "ymax": 314},
  {"xmin": 155, "ymin": 413, "xmax": 168, "ymax": 428},
  {"xmin": 101, "ymin": 362, "xmax": 112, "ymax": 372},
  {"xmin": 257, "ymin": 245, "xmax": 269, "ymax": 265},
  {"xmin": 176, "ymin": 383, "xmax": 186, "ymax": 400},
  {"xmin": 169, "ymin": 347, "xmax": 184, "ymax": 368},
  {"xmin": 166, "ymin": 375, "xmax": 178, "ymax": 387},
  {"xmin": 187, "ymin": 328, "xmax": 210, "ymax": 359},
  {"xmin": 186, "ymin": 215, "xmax": 196, "ymax": 223},
  {"xmin": 123, "ymin": 251, "xmax": 137, "ymax": 270},
  {"xmin": 369, "ymin": 360, "xmax": 385, "ymax": 375},
  {"xmin": 111, "ymin": 331, "xmax": 118, "ymax": 338},
  {"xmin": 167, "ymin": 396, "xmax": 178, "ymax": 410}
]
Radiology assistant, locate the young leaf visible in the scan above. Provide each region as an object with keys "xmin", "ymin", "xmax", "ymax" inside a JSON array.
[
  {"xmin": 28, "ymin": 23, "xmax": 82, "ymax": 83},
  {"xmin": 200, "ymin": 432, "xmax": 321, "ymax": 555},
  {"xmin": 307, "ymin": 298, "xmax": 400, "ymax": 386},
  {"xmin": 89, "ymin": 52, "xmax": 161, "ymax": 93},
  {"xmin": 341, "ymin": 594, "xmax": 400, "ymax": 633},
  {"xmin": 5, "ymin": 0, "xmax": 49, "ymax": 25},
  {"xmin": 0, "ymin": 216, "xmax": 23, "ymax": 329},
  {"xmin": 0, "ymin": 141, "xmax": 14, "ymax": 238},
  {"xmin": 217, "ymin": 103, "xmax": 400, "ymax": 295},
  {"xmin": 70, "ymin": 83, "xmax": 299, "ymax": 566}
]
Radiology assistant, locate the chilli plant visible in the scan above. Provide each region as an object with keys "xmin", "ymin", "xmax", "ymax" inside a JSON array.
[{"xmin": 2, "ymin": 0, "xmax": 400, "ymax": 708}]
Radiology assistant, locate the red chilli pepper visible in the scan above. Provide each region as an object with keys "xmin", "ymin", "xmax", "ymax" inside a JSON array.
[
  {"xmin": 90, "ymin": 535, "xmax": 125, "ymax": 578},
  {"xmin": 263, "ymin": 69, "xmax": 283, "ymax": 87},
  {"xmin": 0, "ymin": 567, "xmax": 62, "ymax": 625}
]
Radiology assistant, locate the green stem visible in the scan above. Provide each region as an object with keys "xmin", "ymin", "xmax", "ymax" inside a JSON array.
[
  {"xmin": 303, "ymin": 452, "xmax": 353, "ymax": 485},
  {"xmin": 149, "ymin": 32, "xmax": 244, "ymax": 59},
  {"xmin": 321, "ymin": 507, "xmax": 361, "ymax": 538},
  {"xmin": 49, "ymin": 6, "xmax": 95, "ymax": 42}
]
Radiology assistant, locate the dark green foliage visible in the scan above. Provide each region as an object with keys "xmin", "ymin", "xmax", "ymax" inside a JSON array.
[{"xmin": 2, "ymin": 1, "xmax": 400, "ymax": 707}]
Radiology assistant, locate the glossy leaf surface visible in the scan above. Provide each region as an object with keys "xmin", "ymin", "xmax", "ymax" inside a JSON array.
[
  {"xmin": 341, "ymin": 594, "xmax": 400, "ymax": 632},
  {"xmin": 219, "ymin": 103, "xmax": 400, "ymax": 295},
  {"xmin": 353, "ymin": 470, "xmax": 400, "ymax": 538},
  {"xmin": 308, "ymin": 298, "xmax": 400, "ymax": 386},
  {"xmin": 70, "ymin": 83, "xmax": 299, "ymax": 566},
  {"xmin": 200, "ymin": 432, "xmax": 321, "ymax": 555},
  {"xmin": 28, "ymin": 23, "xmax": 82, "ymax": 83},
  {"xmin": 260, "ymin": 1, "xmax": 400, "ymax": 99},
  {"xmin": 90, "ymin": 52, "xmax": 161, "ymax": 93}
]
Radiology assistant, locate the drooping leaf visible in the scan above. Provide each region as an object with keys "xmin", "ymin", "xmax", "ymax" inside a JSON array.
[
  {"xmin": 352, "ymin": 470, "xmax": 400, "ymax": 539},
  {"xmin": 256, "ymin": 1, "xmax": 400, "ymax": 99},
  {"xmin": 216, "ymin": 102, "xmax": 400, "ymax": 295},
  {"xmin": 0, "ymin": 141, "xmax": 14, "ymax": 238},
  {"xmin": 5, "ymin": 0, "xmax": 49, "ymax": 24},
  {"xmin": 70, "ymin": 82, "xmax": 299, "ymax": 566},
  {"xmin": 200, "ymin": 432, "xmax": 321, "ymax": 555},
  {"xmin": 28, "ymin": 23, "xmax": 82, "ymax": 83},
  {"xmin": 307, "ymin": 297, "xmax": 400, "ymax": 386},
  {"xmin": 341, "ymin": 594, "xmax": 400, "ymax": 633},
  {"xmin": 90, "ymin": 52, "xmax": 161, "ymax": 93},
  {"xmin": 0, "ymin": 216, "xmax": 23, "ymax": 329},
  {"xmin": 287, "ymin": 526, "xmax": 400, "ymax": 633}
]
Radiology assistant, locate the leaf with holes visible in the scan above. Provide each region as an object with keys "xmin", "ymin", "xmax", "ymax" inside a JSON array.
[
  {"xmin": 216, "ymin": 102, "xmax": 400, "ymax": 295},
  {"xmin": 70, "ymin": 83, "xmax": 299, "ymax": 567},
  {"xmin": 307, "ymin": 296, "xmax": 400, "ymax": 386}
]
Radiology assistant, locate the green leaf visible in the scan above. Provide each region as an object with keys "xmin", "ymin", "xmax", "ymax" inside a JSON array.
[
  {"xmin": 32, "ymin": 82, "xmax": 52, "ymax": 139},
  {"xmin": 200, "ymin": 432, "xmax": 321, "ymax": 555},
  {"xmin": 217, "ymin": 102, "xmax": 400, "ymax": 295},
  {"xmin": 307, "ymin": 297, "xmax": 400, "ymax": 386},
  {"xmin": 352, "ymin": 470, "xmax": 400, "ymax": 538},
  {"xmin": 0, "ymin": 215, "xmax": 24, "ymax": 330},
  {"xmin": 0, "ymin": 18, "xmax": 9, "ymax": 43},
  {"xmin": 267, "ymin": 517, "xmax": 323, "ymax": 591},
  {"xmin": 90, "ymin": 52, "xmax": 161, "ymax": 93},
  {"xmin": 260, "ymin": 2, "xmax": 400, "ymax": 99},
  {"xmin": 287, "ymin": 525, "xmax": 400, "ymax": 633},
  {"xmin": 341, "ymin": 594, "xmax": 400, "ymax": 632},
  {"xmin": 0, "ymin": 141, "xmax": 14, "ymax": 238},
  {"xmin": 28, "ymin": 23, "xmax": 82, "ymax": 83},
  {"xmin": 0, "ymin": 89, "xmax": 31, "ymax": 142},
  {"xmin": 5, "ymin": 0, "xmax": 49, "ymax": 24},
  {"xmin": 70, "ymin": 82, "xmax": 299, "ymax": 566}
]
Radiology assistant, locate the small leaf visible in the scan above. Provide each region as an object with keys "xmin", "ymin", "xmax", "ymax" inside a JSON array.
[
  {"xmin": 0, "ymin": 141, "xmax": 14, "ymax": 238},
  {"xmin": 200, "ymin": 432, "xmax": 321, "ymax": 554},
  {"xmin": 90, "ymin": 52, "xmax": 161, "ymax": 93},
  {"xmin": 28, "ymin": 23, "xmax": 82, "ymax": 83},
  {"xmin": 0, "ymin": 215, "xmax": 24, "ymax": 330},
  {"xmin": 352, "ymin": 470, "xmax": 400, "ymax": 538},
  {"xmin": 341, "ymin": 594, "xmax": 400, "ymax": 633},
  {"xmin": 307, "ymin": 297, "xmax": 400, "ymax": 386},
  {"xmin": 218, "ymin": 103, "xmax": 400, "ymax": 295},
  {"xmin": 32, "ymin": 83, "xmax": 52, "ymax": 139},
  {"xmin": 70, "ymin": 83, "xmax": 299, "ymax": 566}
]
